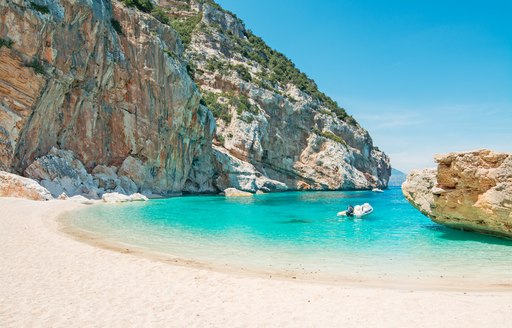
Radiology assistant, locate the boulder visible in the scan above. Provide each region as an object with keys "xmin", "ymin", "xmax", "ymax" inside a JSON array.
[
  {"xmin": 403, "ymin": 150, "xmax": 512, "ymax": 239},
  {"xmin": 102, "ymin": 192, "xmax": 149, "ymax": 203},
  {"xmin": 129, "ymin": 193, "xmax": 149, "ymax": 202},
  {"xmin": 224, "ymin": 188, "xmax": 253, "ymax": 197},
  {"xmin": 102, "ymin": 192, "xmax": 131, "ymax": 203},
  {"xmin": 118, "ymin": 157, "xmax": 150, "ymax": 191},
  {"xmin": 58, "ymin": 192, "xmax": 69, "ymax": 200},
  {"xmin": 92, "ymin": 165, "xmax": 120, "ymax": 191},
  {"xmin": 119, "ymin": 176, "xmax": 138, "ymax": 195},
  {"xmin": 0, "ymin": 171, "xmax": 53, "ymax": 201},
  {"xmin": 24, "ymin": 148, "xmax": 100, "ymax": 198},
  {"xmin": 69, "ymin": 195, "xmax": 96, "ymax": 205}
]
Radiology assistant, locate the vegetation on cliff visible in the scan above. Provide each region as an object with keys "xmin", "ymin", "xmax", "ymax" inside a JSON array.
[
  {"xmin": 0, "ymin": 38, "xmax": 14, "ymax": 49},
  {"xmin": 118, "ymin": 0, "xmax": 356, "ymax": 127}
]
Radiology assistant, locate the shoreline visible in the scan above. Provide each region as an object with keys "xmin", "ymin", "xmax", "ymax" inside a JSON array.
[
  {"xmin": 58, "ymin": 211, "xmax": 512, "ymax": 293},
  {"xmin": 1, "ymin": 197, "xmax": 512, "ymax": 327}
]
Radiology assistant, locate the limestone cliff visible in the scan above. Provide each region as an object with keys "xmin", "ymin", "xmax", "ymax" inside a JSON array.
[
  {"xmin": 402, "ymin": 150, "xmax": 512, "ymax": 239},
  {"xmin": 1, "ymin": 0, "xmax": 215, "ymax": 196},
  {"xmin": 182, "ymin": 0, "xmax": 391, "ymax": 191},
  {"xmin": 0, "ymin": 0, "xmax": 390, "ymax": 197}
]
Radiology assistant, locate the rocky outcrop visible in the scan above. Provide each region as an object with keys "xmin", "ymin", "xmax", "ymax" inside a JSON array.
[
  {"xmin": 223, "ymin": 187, "xmax": 253, "ymax": 197},
  {"xmin": 403, "ymin": 150, "xmax": 512, "ymax": 238},
  {"xmin": 102, "ymin": 192, "xmax": 148, "ymax": 203},
  {"xmin": 0, "ymin": 170, "xmax": 52, "ymax": 200},
  {"xmin": 213, "ymin": 145, "xmax": 287, "ymax": 192},
  {"xmin": 1, "ymin": 0, "xmax": 390, "ymax": 196},
  {"xmin": 25, "ymin": 148, "xmax": 101, "ymax": 198},
  {"xmin": 23, "ymin": 147, "xmax": 165, "ymax": 198}
]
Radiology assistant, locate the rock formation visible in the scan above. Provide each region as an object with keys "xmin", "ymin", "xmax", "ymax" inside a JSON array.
[
  {"xmin": 0, "ymin": 0, "xmax": 390, "ymax": 198},
  {"xmin": 223, "ymin": 187, "xmax": 253, "ymax": 197},
  {"xmin": 403, "ymin": 150, "xmax": 512, "ymax": 239},
  {"xmin": 102, "ymin": 192, "xmax": 148, "ymax": 203},
  {"xmin": 183, "ymin": 0, "xmax": 390, "ymax": 191},
  {"xmin": 0, "ymin": 170, "xmax": 53, "ymax": 200}
]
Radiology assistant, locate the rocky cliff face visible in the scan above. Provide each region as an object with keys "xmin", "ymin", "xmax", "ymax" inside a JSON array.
[
  {"xmin": 1, "ymin": 0, "xmax": 215, "ymax": 196},
  {"xmin": 402, "ymin": 150, "xmax": 512, "ymax": 239},
  {"xmin": 0, "ymin": 0, "xmax": 390, "ymax": 197},
  {"xmin": 183, "ymin": 0, "xmax": 390, "ymax": 191}
]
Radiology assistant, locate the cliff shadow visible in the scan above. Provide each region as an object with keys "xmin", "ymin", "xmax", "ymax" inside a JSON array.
[{"xmin": 426, "ymin": 225, "xmax": 512, "ymax": 246}]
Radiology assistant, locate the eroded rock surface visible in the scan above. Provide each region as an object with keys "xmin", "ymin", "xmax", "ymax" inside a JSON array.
[
  {"xmin": 0, "ymin": 171, "xmax": 52, "ymax": 201},
  {"xmin": 403, "ymin": 150, "xmax": 512, "ymax": 238}
]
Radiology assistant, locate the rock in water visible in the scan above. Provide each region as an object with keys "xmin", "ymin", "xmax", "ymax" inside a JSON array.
[
  {"xmin": 224, "ymin": 188, "xmax": 253, "ymax": 197},
  {"xmin": 0, "ymin": 171, "xmax": 53, "ymax": 201},
  {"xmin": 102, "ymin": 192, "xmax": 149, "ymax": 203},
  {"xmin": 403, "ymin": 150, "xmax": 512, "ymax": 239}
]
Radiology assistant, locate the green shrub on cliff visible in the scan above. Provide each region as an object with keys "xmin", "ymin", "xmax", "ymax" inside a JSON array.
[
  {"xmin": 151, "ymin": 7, "xmax": 170, "ymax": 25},
  {"xmin": 111, "ymin": 19, "xmax": 123, "ymax": 35},
  {"xmin": 233, "ymin": 94, "xmax": 258, "ymax": 115},
  {"xmin": 186, "ymin": 62, "xmax": 196, "ymax": 78},
  {"xmin": 312, "ymin": 128, "xmax": 347, "ymax": 145},
  {"xmin": 201, "ymin": 92, "xmax": 232, "ymax": 123},
  {"xmin": 170, "ymin": 13, "xmax": 203, "ymax": 47},
  {"xmin": 0, "ymin": 38, "xmax": 14, "ymax": 49},
  {"xmin": 205, "ymin": 58, "xmax": 227, "ymax": 74},
  {"xmin": 28, "ymin": 58, "xmax": 45, "ymax": 75},
  {"xmin": 232, "ymin": 64, "xmax": 252, "ymax": 82},
  {"xmin": 205, "ymin": 58, "xmax": 252, "ymax": 82},
  {"xmin": 30, "ymin": 2, "xmax": 50, "ymax": 14},
  {"xmin": 122, "ymin": 0, "xmax": 153, "ymax": 13}
]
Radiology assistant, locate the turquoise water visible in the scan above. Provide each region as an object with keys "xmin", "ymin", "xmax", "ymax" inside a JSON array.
[{"xmin": 62, "ymin": 187, "xmax": 512, "ymax": 285}]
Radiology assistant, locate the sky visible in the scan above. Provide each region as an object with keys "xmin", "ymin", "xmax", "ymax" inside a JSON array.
[{"xmin": 215, "ymin": 0, "xmax": 512, "ymax": 172}]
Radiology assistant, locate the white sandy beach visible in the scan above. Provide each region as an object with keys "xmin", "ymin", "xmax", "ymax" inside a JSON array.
[{"xmin": 1, "ymin": 197, "xmax": 511, "ymax": 327}]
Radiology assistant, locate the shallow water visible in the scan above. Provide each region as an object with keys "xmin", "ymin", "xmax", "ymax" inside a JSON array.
[{"xmin": 61, "ymin": 187, "xmax": 512, "ymax": 286}]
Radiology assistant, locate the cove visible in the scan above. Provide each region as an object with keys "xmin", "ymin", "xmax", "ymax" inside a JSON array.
[{"xmin": 60, "ymin": 187, "xmax": 512, "ymax": 288}]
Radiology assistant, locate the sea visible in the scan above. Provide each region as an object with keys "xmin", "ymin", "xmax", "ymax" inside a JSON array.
[{"xmin": 60, "ymin": 187, "xmax": 512, "ymax": 288}]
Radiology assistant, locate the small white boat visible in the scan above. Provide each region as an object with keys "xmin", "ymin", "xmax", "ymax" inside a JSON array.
[
  {"xmin": 372, "ymin": 188, "xmax": 383, "ymax": 193},
  {"xmin": 337, "ymin": 203, "xmax": 373, "ymax": 218}
]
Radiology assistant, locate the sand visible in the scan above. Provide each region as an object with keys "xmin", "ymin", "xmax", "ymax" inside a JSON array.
[{"xmin": 1, "ymin": 197, "xmax": 511, "ymax": 327}]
